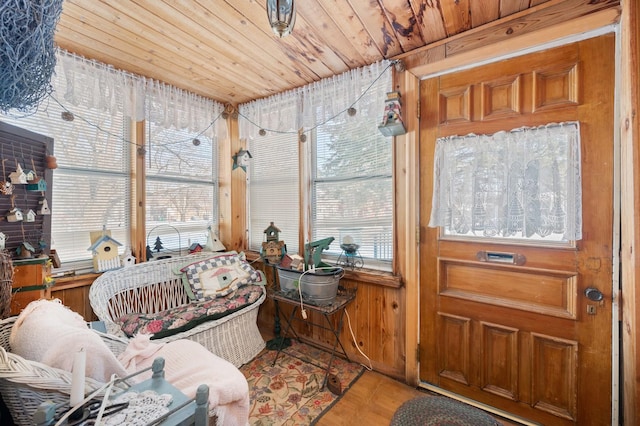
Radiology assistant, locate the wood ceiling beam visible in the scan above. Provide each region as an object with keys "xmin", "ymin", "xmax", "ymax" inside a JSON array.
[{"xmin": 398, "ymin": 0, "xmax": 620, "ymax": 78}]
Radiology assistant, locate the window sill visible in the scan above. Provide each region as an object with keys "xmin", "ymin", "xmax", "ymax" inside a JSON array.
[
  {"xmin": 51, "ymin": 272, "xmax": 101, "ymax": 291},
  {"xmin": 245, "ymin": 251, "xmax": 402, "ymax": 289}
]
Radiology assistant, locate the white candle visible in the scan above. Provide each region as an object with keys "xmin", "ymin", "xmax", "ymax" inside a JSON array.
[{"xmin": 69, "ymin": 348, "xmax": 86, "ymax": 408}]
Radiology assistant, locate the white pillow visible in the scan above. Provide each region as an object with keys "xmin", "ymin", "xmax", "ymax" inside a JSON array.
[{"xmin": 180, "ymin": 252, "xmax": 263, "ymax": 300}]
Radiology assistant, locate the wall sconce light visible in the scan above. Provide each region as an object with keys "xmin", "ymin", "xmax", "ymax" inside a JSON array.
[{"xmin": 267, "ymin": 0, "xmax": 296, "ymax": 38}]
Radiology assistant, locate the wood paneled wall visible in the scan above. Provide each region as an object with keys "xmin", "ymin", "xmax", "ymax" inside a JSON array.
[
  {"xmin": 50, "ymin": 274, "xmax": 99, "ymax": 321},
  {"xmin": 254, "ymin": 263, "xmax": 407, "ymax": 379}
]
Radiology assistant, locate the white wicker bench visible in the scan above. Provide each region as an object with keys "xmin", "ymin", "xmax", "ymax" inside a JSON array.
[{"xmin": 89, "ymin": 253, "xmax": 266, "ymax": 368}]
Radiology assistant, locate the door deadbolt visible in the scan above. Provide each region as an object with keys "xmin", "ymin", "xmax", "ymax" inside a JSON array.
[{"xmin": 584, "ymin": 287, "xmax": 604, "ymax": 302}]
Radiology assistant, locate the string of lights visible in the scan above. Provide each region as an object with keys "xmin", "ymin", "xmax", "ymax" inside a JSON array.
[
  {"xmin": 3, "ymin": 59, "xmax": 396, "ymax": 149},
  {"xmin": 236, "ymin": 60, "xmax": 396, "ymax": 140}
]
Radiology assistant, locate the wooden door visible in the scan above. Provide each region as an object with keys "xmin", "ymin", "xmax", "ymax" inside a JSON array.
[{"xmin": 419, "ymin": 35, "xmax": 614, "ymax": 425}]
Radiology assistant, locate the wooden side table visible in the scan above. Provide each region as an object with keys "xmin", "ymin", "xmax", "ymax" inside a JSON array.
[{"xmin": 271, "ymin": 289, "xmax": 356, "ymax": 391}]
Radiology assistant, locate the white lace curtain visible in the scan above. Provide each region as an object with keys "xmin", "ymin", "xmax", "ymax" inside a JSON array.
[
  {"xmin": 429, "ymin": 122, "xmax": 582, "ymax": 241},
  {"xmin": 56, "ymin": 49, "xmax": 225, "ymax": 136},
  {"xmin": 238, "ymin": 60, "xmax": 390, "ymax": 140}
]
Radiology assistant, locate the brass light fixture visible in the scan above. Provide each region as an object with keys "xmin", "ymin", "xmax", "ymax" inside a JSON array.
[{"xmin": 266, "ymin": 0, "xmax": 296, "ymax": 38}]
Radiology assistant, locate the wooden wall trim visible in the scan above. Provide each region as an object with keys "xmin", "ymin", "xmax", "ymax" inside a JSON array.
[
  {"xmin": 245, "ymin": 252, "xmax": 402, "ymax": 288},
  {"xmin": 132, "ymin": 120, "xmax": 146, "ymax": 260},
  {"xmin": 393, "ymin": 68, "xmax": 420, "ymax": 385},
  {"xmin": 620, "ymin": 0, "xmax": 639, "ymax": 422},
  {"xmin": 343, "ymin": 269, "xmax": 401, "ymax": 288},
  {"xmin": 52, "ymin": 273, "xmax": 100, "ymax": 291},
  {"xmin": 397, "ymin": 1, "xmax": 620, "ymax": 79},
  {"xmin": 219, "ymin": 115, "xmax": 234, "ymax": 250}
]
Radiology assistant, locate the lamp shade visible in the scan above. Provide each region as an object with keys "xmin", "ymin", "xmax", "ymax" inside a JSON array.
[{"xmin": 266, "ymin": 0, "xmax": 296, "ymax": 37}]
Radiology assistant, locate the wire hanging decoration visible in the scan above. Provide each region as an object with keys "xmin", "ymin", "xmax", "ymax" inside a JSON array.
[
  {"xmin": 236, "ymin": 60, "xmax": 401, "ymax": 143},
  {"xmin": 0, "ymin": 0, "xmax": 64, "ymax": 113}
]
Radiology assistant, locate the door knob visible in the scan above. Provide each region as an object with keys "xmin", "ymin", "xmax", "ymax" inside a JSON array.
[{"xmin": 584, "ymin": 287, "xmax": 604, "ymax": 302}]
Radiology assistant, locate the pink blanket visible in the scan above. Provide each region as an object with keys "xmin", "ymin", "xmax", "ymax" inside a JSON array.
[{"xmin": 118, "ymin": 334, "xmax": 250, "ymax": 426}]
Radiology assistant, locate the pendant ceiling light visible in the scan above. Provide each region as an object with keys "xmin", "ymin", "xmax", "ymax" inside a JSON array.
[{"xmin": 266, "ymin": 0, "xmax": 296, "ymax": 38}]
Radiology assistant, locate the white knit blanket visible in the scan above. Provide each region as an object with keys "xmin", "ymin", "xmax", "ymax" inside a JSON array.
[
  {"xmin": 9, "ymin": 299, "xmax": 128, "ymax": 382},
  {"xmin": 118, "ymin": 334, "xmax": 250, "ymax": 426}
]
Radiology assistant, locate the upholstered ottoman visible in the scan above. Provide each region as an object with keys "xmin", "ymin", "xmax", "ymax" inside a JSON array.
[{"xmin": 390, "ymin": 396, "xmax": 501, "ymax": 426}]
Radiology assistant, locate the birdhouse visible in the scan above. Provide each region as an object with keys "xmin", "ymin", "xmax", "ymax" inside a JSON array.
[
  {"xmin": 8, "ymin": 164, "xmax": 27, "ymax": 184},
  {"xmin": 26, "ymin": 177, "xmax": 47, "ymax": 192},
  {"xmin": 88, "ymin": 232, "xmax": 123, "ymax": 272},
  {"xmin": 24, "ymin": 169, "xmax": 36, "ymax": 182},
  {"xmin": 189, "ymin": 242, "xmax": 204, "ymax": 254},
  {"xmin": 261, "ymin": 222, "xmax": 286, "ymax": 264},
  {"xmin": 121, "ymin": 249, "xmax": 136, "ymax": 268},
  {"xmin": 0, "ymin": 232, "xmax": 6, "ymax": 250},
  {"xmin": 232, "ymin": 149, "xmax": 252, "ymax": 172},
  {"xmin": 16, "ymin": 241, "xmax": 35, "ymax": 259},
  {"xmin": 6, "ymin": 207, "xmax": 23, "ymax": 222},
  {"xmin": 38, "ymin": 198, "xmax": 50, "ymax": 215},
  {"xmin": 25, "ymin": 209, "xmax": 36, "ymax": 222},
  {"xmin": 204, "ymin": 226, "xmax": 226, "ymax": 252},
  {"xmin": 378, "ymin": 91, "xmax": 406, "ymax": 137},
  {"xmin": 264, "ymin": 222, "xmax": 281, "ymax": 242}
]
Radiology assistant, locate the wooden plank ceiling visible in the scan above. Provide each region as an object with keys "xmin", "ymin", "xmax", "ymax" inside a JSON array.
[{"xmin": 55, "ymin": 0, "xmax": 608, "ymax": 106}]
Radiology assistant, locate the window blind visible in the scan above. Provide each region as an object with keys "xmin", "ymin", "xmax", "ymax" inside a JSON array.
[
  {"xmin": 145, "ymin": 103, "xmax": 218, "ymax": 254},
  {"xmin": 248, "ymin": 131, "xmax": 300, "ymax": 255},
  {"xmin": 313, "ymin": 108, "xmax": 393, "ymax": 263}
]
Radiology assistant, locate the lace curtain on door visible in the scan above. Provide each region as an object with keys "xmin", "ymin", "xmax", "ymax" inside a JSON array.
[{"xmin": 429, "ymin": 122, "xmax": 582, "ymax": 241}]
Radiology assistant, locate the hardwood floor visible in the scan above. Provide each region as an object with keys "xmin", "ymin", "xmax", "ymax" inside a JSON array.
[
  {"xmin": 316, "ymin": 369, "xmax": 425, "ymax": 425},
  {"xmin": 258, "ymin": 328, "xmax": 521, "ymax": 425},
  {"xmin": 315, "ymin": 369, "xmax": 521, "ymax": 425}
]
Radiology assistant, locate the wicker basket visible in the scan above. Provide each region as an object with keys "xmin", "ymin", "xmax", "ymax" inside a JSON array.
[
  {"xmin": 0, "ymin": 251, "xmax": 13, "ymax": 319},
  {"xmin": 0, "ymin": 316, "xmax": 128, "ymax": 426}
]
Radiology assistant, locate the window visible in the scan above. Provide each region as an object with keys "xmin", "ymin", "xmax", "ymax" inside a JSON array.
[
  {"xmin": 429, "ymin": 122, "xmax": 582, "ymax": 244},
  {"xmin": 0, "ymin": 78, "xmax": 130, "ymax": 268},
  {"xmin": 145, "ymin": 89, "xmax": 219, "ymax": 257},
  {"xmin": 1, "ymin": 50, "xmax": 223, "ymax": 270},
  {"xmin": 241, "ymin": 61, "xmax": 393, "ymax": 270},
  {"xmin": 247, "ymin": 131, "xmax": 300, "ymax": 255},
  {"xmin": 312, "ymin": 111, "xmax": 393, "ymax": 266}
]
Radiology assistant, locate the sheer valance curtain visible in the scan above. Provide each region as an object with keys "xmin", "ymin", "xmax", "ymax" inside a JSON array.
[
  {"xmin": 238, "ymin": 60, "xmax": 391, "ymax": 140},
  {"xmin": 429, "ymin": 122, "xmax": 582, "ymax": 241},
  {"xmin": 56, "ymin": 49, "xmax": 226, "ymax": 135}
]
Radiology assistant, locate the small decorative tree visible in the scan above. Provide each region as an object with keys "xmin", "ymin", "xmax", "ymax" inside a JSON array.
[{"xmin": 154, "ymin": 236, "xmax": 164, "ymax": 252}]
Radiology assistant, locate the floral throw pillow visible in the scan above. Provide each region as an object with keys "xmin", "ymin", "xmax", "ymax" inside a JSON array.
[{"xmin": 180, "ymin": 253, "xmax": 262, "ymax": 300}]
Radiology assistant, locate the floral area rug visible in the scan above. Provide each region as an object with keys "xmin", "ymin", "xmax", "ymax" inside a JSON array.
[{"xmin": 240, "ymin": 340, "xmax": 364, "ymax": 426}]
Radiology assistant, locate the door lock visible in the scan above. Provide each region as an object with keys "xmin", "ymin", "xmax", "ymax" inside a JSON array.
[{"xmin": 584, "ymin": 287, "xmax": 604, "ymax": 302}]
